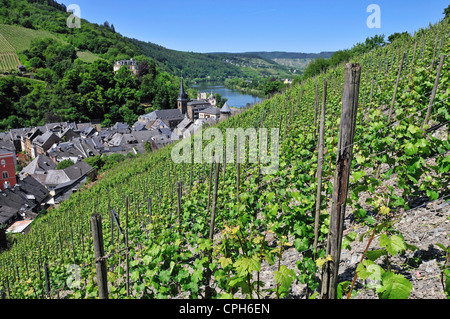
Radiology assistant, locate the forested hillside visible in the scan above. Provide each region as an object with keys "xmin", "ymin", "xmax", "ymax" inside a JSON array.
[
  {"xmin": 0, "ymin": 12, "xmax": 448, "ymax": 301},
  {"xmin": 0, "ymin": 0, "xmax": 196, "ymax": 130},
  {"xmin": 0, "ymin": 0, "xmax": 299, "ymax": 130}
]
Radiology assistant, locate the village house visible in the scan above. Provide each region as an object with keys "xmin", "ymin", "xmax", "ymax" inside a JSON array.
[
  {"xmin": 0, "ymin": 148, "xmax": 17, "ymax": 190},
  {"xmin": 9, "ymin": 128, "xmax": 31, "ymax": 153},
  {"xmin": 19, "ymin": 154, "xmax": 56, "ymax": 187},
  {"xmin": 113, "ymin": 58, "xmax": 140, "ymax": 75},
  {"xmin": 24, "ymin": 127, "xmax": 43, "ymax": 158},
  {"xmin": 137, "ymin": 109, "xmax": 185, "ymax": 130},
  {"xmin": 44, "ymin": 160, "xmax": 95, "ymax": 205},
  {"xmin": 0, "ymin": 175, "xmax": 49, "ymax": 227},
  {"xmin": 34, "ymin": 131, "xmax": 62, "ymax": 157},
  {"xmin": 198, "ymin": 106, "xmax": 221, "ymax": 120},
  {"xmin": 187, "ymin": 100, "xmax": 213, "ymax": 121},
  {"xmin": 0, "ymin": 132, "xmax": 16, "ymax": 153}
]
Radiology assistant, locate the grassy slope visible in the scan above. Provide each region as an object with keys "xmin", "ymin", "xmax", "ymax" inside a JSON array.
[
  {"xmin": 0, "ymin": 23, "xmax": 63, "ymax": 52},
  {"xmin": 76, "ymin": 50, "xmax": 102, "ymax": 63}
]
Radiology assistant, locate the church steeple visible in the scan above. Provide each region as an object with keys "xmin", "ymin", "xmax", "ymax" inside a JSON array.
[
  {"xmin": 178, "ymin": 76, "xmax": 188, "ymax": 101},
  {"xmin": 177, "ymin": 76, "xmax": 188, "ymax": 114}
]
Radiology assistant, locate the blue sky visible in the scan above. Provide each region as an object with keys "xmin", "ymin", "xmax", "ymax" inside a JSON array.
[{"xmin": 59, "ymin": 0, "xmax": 449, "ymax": 53}]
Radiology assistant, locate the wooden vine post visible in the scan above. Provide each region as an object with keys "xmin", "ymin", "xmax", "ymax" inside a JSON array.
[
  {"xmin": 125, "ymin": 196, "xmax": 130, "ymax": 297},
  {"xmin": 177, "ymin": 181, "xmax": 182, "ymax": 229},
  {"xmin": 387, "ymin": 52, "xmax": 406, "ymax": 121},
  {"xmin": 90, "ymin": 213, "xmax": 108, "ymax": 299},
  {"xmin": 44, "ymin": 262, "xmax": 51, "ymax": 299},
  {"xmin": 423, "ymin": 54, "xmax": 446, "ymax": 128},
  {"xmin": 313, "ymin": 77, "xmax": 327, "ymax": 255},
  {"xmin": 205, "ymin": 155, "xmax": 221, "ymax": 299},
  {"xmin": 375, "ymin": 52, "xmax": 405, "ymax": 179},
  {"xmin": 321, "ymin": 63, "xmax": 361, "ymax": 299}
]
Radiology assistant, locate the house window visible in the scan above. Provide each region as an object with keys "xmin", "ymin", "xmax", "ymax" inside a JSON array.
[
  {"xmin": 2, "ymin": 171, "xmax": 8, "ymax": 179},
  {"xmin": 0, "ymin": 160, "xmax": 5, "ymax": 165}
]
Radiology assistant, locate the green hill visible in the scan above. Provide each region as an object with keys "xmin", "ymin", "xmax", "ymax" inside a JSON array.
[
  {"xmin": 126, "ymin": 38, "xmax": 295, "ymax": 81},
  {"xmin": 210, "ymin": 51, "xmax": 335, "ymax": 74},
  {"xmin": 0, "ymin": 0, "xmax": 296, "ymax": 82}
]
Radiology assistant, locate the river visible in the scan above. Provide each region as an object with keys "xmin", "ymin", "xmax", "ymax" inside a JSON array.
[{"xmin": 190, "ymin": 82, "xmax": 262, "ymax": 108}]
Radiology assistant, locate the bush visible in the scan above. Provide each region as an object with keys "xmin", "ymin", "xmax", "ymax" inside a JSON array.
[{"xmin": 56, "ymin": 159, "xmax": 75, "ymax": 169}]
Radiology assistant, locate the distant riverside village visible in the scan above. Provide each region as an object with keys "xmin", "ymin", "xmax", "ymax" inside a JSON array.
[{"xmin": 0, "ymin": 76, "xmax": 242, "ymax": 240}]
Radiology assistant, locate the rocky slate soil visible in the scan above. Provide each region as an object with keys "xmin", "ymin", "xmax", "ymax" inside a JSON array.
[{"xmin": 251, "ymin": 197, "xmax": 449, "ymax": 299}]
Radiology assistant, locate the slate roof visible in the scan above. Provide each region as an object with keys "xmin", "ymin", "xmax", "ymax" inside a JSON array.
[
  {"xmin": 45, "ymin": 161, "xmax": 93, "ymax": 187},
  {"xmin": 9, "ymin": 128, "xmax": 31, "ymax": 141},
  {"xmin": 16, "ymin": 175, "xmax": 49, "ymax": 204},
  {"xmin": 200, "ymin": 107, "xmax": 221, "ymax": 115},
  {"xmin": 0, "ymin": 148, "xmax": 14, "ymax": 156},
  {"xmin": 0, "ymin": 133, "xmax": 15, "ymax": 152},
  {"xmin": 34, "ymin": 131, "xmax": 61, "ymax": 147},
  {"xmin": 0, "ymin": 204, "xmax": 18, "ymax": 225},
  {"xmin": 187, "ymin": 100, "xmax": 212, "ymax": 107},
  {"xmin": 220, "ymin": 102, "xmax": 232, "ymax": 113},
  {"xmin": 63, "ymin": 161, "xmax": 93, "ymax": 181},
  {"xmin": 113, "ymin": 122, "xmax": 130, "ymax": 133},
  {"xmin": 19, "ymin": 154, "xmax": 56, "ymax": 177},
  {"xmin": 154, "ymin": 109, "xmax": 184, "ymax": 121},
  {"xmin": 0, "ymin": 175, "xmax": 48, "ymax": 221},
  {"xmin": 132, "ymin": 130, "xmax": 160, "ymax": 143},
  {"xmin": 45, "ymin": 170, "xmax": 71, "ymax": 186}
]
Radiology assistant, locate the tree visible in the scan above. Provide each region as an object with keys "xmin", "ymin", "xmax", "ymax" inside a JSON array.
[
  {"xmin": 388, "ymin": 32, "xmax": 409, "ymax": 44},
  {"xmin": 84, "ymin": 155, "xmax": 105, "ymax": 171},
  {"xmin": 57, "ymin": 159, "xmax": 75, "ymax": 169},
  {"xmin": 144, "ymin": 141, "xmax": 152, "ymax": 153},
  {"xmin": 444, "ymin": 5, "xmax": 450, "ymax": 19},
  {"xmin": 303, "ymin": 58, "xmax": 329, "ymax": 79},
  {"xmin": 328, "ymin": 50, "xmax": 352, "ymax": 66},
  {"xmin": 264, "ymin": 79, "xmax": 283, "ymax": 96}
]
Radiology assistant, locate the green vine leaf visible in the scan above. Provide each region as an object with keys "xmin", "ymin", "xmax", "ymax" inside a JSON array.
[
  {"xmin": 274, "ymin": 265, "xmax": 296, "ymax": 296},
  {"xmin": 234, "ymin": 255, "xmax": 260, "ymax": 277},
  {"xmin": 366, "ymin": 249, "xmax": 387, "ymax": 261},
  {"xmin": 379, "ymin": 234, "xmax": 406, "ymax": 256},
  {"xmin": 377, "ymin": 272, "xmax": 412, "ymax": 299}
]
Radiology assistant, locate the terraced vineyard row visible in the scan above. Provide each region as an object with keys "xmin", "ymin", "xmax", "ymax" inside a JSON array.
[
  {"xmin": 0, "ymin": 32, "xmax": 20, "ymax": 72},
  {"xmin": 0, "ymin": 18, "xmax": 449, "ymax": 299}
]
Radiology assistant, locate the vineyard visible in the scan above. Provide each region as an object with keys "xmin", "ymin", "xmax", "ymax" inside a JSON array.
[
  {"xmin": 0, "ymin": 18, "xmax": 449, "ymax": 300},
  {"xmin": 0, "ymin": 32, "xmax": 20, "ymax": 72}
]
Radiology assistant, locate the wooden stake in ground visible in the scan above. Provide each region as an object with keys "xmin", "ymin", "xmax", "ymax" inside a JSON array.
[
  {"xmin": 321, "ymin": 63, "xmax": 361, "ymax": 299},
  {"xmin": 313, "ymin": 77, "xmax": 327, "ymax": 255},
  {"xmin": 387, "ymin": 52, "xmax": 406, "ymax": 121},
  {"xmin": 177, "ymin": 181, "xmax": 182, "ymax": 230},
  {"xmin": 205, "ymin": 155, "xmax": 221, "ymax": 299},
  {"xmin": 44, "ymin": 263, "xmax": 51, "ymax": 299},
  {"xmin": 90, "ymin": 213, "xmax": 108, "ymax": 299},
  {"xmin": 375, "ymin": 52, "xmax": 406, "ymax": 179},
  {"xmin": 423, "ymin": 54, "xmax": 446, "ymax": 128},
  {"xmin": 313, "ymin": 80, "xmax": 319, "ymax": 141}
]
